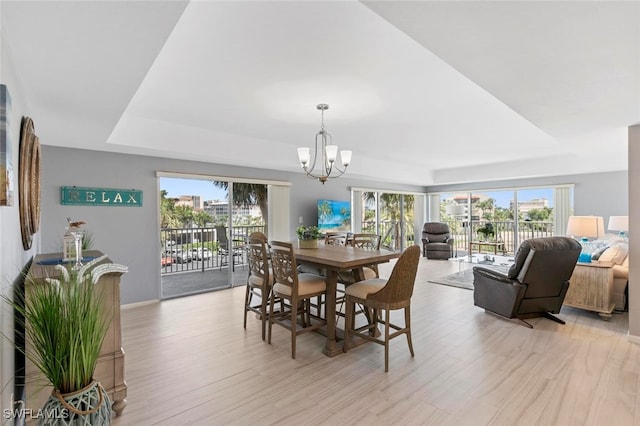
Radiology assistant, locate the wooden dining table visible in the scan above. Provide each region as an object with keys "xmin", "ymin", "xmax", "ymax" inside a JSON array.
[{"xmin": 292, "ymin": 243, "xmax": 402, "ymax": 357}]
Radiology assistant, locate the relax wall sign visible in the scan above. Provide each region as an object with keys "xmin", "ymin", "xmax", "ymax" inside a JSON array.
[{"xmin": 61, "ymin": 186, "xmax": 143, "ymax": 207}]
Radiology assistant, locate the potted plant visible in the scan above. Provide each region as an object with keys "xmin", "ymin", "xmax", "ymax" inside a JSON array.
[
  {"xmin": 477, "ymin": 222, "xmax": 495, "ymax": 241},
  {"xmin": 4, "ymin": 256, "xmax": 127, "ymax": 425},
  {"xmin": 296, "ymin": 225, "xmax": 322, "ymax": 249}
]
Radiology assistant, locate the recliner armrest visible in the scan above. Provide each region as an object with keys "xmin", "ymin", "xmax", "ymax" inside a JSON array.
[
  {"xmin": 473, "ymin": 266, "xmax": 511, "ymax": 283},
  {"xmin": 473, "ymin": 267, "xmax": 527, "ymax": 319}
]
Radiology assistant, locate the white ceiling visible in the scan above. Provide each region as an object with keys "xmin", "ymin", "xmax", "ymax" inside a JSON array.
[{"xmin": 2, "ymin": 1, "xmax": 638, "ymax": 186}]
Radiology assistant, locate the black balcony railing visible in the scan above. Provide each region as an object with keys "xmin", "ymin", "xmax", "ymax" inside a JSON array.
[
  {"xmin": 161, "ymin": 225, "xmax": 265, "ymax": 274},
  {"xmin": 361, "ymin": 220, "xmax": 415, "ymax": 251},
  {"xmin": 441, "ymin": 219, "xmax": 554, "ymax": 256},
  {"xmin": 161, "ymin": 220, "xmax": 551, "ymax": 274}
]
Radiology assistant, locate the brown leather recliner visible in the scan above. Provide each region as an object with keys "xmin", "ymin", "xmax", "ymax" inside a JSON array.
[
  {"xmin": 421, "ymin": 222, "xmax": 454, "ymax": 259},
  {"xmin": 472, "ymin": 236, "xmax": 581, "ymax": 328}
]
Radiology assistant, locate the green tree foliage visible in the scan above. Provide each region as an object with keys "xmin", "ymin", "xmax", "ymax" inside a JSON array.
[
  {"xmin": 476, "ymin": 198, "xmax": 495, "ymax": 220},
  {"xmin": 160, "ymin": 190, "xmax": 181, "ymax": 228},
  {"xmin": 363, "ymin": 192, "xmax": 414, "ymax": 249},
  {"xmin": 175, "ymin": 205, "xmax": 194, "ymax": 227},
  {"xmin": 493, "ymin": 206, "xmax": 513, "ymax": 221},
  {"xmin": 318, "ymin": 200, "xmax": 332, "ymax": 225},
  {"xmin": 213, "ymin": 182, "xmax": 268, "ymax": 227},
  {"xmin": 193, "ymin": 211, "xmax": 213, "ymax": 228},
  {"xmin": 527, "ymin": 207, "xmax": 553, "ymax": 221}
]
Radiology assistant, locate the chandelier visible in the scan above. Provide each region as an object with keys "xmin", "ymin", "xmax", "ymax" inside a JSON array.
[{"xmin": 297, "ymin": 104, "xmax": 352, "ymax": 184}]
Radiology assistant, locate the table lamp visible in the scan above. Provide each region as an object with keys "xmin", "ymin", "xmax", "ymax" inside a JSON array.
[
  {"xmin": 566, "ymin": 216, "xmax": 604, "ymax": 263},
  {"xmin": 607, "ymin": 215, "xmax": 629, "ymax": 239}
]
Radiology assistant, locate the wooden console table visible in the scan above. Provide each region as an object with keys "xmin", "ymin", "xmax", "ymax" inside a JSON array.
[
  {"xmin": 470, "ymin": 240, "xmax": 506, "ymax": 255},
  {"xmin": 564, "ymin": 261, "xmax": 615, "ymax": 320},
  {"xmin": 25, "ymin": 250, "xmax": 128, "ymax": 416}
]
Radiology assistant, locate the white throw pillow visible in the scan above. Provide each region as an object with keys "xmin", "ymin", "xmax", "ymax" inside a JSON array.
[{"xmin": 599, "ymin": 243, "xmax": 628, "ymax": 265}]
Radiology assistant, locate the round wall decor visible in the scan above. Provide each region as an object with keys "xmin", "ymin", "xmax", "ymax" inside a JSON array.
[
  {"xmin": 30, "ymin": 135, "xmax": 41, "ymax": 233},
  {"xmin": 18, "ymin": 116, "xmax": 40, "ymax": 250}
]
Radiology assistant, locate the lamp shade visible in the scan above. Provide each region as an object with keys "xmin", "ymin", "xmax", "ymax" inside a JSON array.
[
  {"xmin": 608, "ymin": 215, "xmax": 628, "ymax": 232},
  {"xmin": 566, "ymin": 216, "xmax": 605, "ymax": 239}
]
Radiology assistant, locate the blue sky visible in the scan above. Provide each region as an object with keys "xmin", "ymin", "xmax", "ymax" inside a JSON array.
[
  {"xmin": 443, "ymin": 188, "xmax": 555, "ymax": 208},
  {"xmin": 160, "ymin": 177, "xmax": 228, "ymax": 201},
  {"xmin": 492, "ymin": 188, "xmax": 554, "ymax": 208},
  {"xmin": 162, "ymin": 176, "xmax": 555, "ymax": 208}
]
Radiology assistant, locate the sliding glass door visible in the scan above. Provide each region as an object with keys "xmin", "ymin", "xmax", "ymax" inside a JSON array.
[
  {"xmin": 159, "ymin": 173, "xmax": 288, "ymax": 299},
  {"xmin": 434, "ymin": 186, "xmax": 572, "ymax": 257},
  {"xmin": 353, "ymin": 190, "xmax": 422, "ymax": 251}
]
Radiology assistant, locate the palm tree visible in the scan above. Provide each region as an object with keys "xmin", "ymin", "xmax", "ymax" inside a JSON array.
[
  {"xmin": 476, "ymin": 198, "xmax": 496, "ymax": 221},
  {"xmin": 193, "ymin": 211, "xmax": 212, "ymax": 228},
  {"xmin": 159, "ymin": 190, "xmax": 180, "ymax": 228},
  {"xmin": 175, "ymin": 205, "xmax": 194, "ymax": 228},
  {"xmin": 363, "ymin": 192, "xmax": 415, "ymax": 249},
  {"xmin": 318, "ymin": 200, "xmax": 332, "ymax": 225},
  {"xmin": 213, "ymin": 181, "xmax": 268, "ymax": 229}
]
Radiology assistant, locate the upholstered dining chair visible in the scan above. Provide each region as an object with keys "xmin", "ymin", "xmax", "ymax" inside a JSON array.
[
  {"xmin": 244, "ymin": 241, "xmax": 274, "ymax": 340},
  {"xmin": 336, "ymin": 233, "xmax": 383, "ymax": 324},
  {"xmin": 343, "ymin": 245, "xmax": 420, "ymax": 372},
  {"xmin": 325, "ymin": 232, "xmax": 348, "ymax": 246},
  {"xmin": 351, "ymin": 233, "xmax": 382, "ymax": 280},
  {"xmin": 472, "ymin": 236, "xmax": 581, "ymax": 328},
  {"xmin": 268, "ymin": 241, "xmax": 327, "ymax": 359}
]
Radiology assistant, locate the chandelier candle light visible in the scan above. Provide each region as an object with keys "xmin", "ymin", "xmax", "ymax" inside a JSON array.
[{"xmin": 297, "ymin": 104, "xmax": 352, "ymax": 184}]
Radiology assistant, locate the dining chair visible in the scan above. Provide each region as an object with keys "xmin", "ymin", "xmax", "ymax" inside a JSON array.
[
  {"xmin": 351, "ymin": 233, "xmax": 382, "ymax": 280},
  {"xmin": 216, "ymin": 225, "xmax": 243, "ymax": 270},
  {"xmin": 248, "ymin": 231, "xmax": 268, "ymax": 245},
  {"xmin": 268, "ymin": 241, "xmax": 327, "ymax": 359},
  {"xmin": 244, "ymin": 241, "xmax": 275, "ymax": 340},
  {"xmin": 343, "ymin": 245, "xmax": 420, "ymax": 372},
  {"xmin": 325, "ymin": 232, "xmax": 347, "ymax": 246},
  {"xmin": 333, "ymin": 233, "xmax": 383, "ymax": 321}
]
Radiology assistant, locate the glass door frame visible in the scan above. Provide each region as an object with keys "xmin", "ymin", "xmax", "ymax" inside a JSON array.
[
  {"xmin": 430, "ymin": 185, "xmax": 573, "ymax": 257},
  {"xmin": 350, "ymin": 187, "xmax": 426, "ymax": 252}
]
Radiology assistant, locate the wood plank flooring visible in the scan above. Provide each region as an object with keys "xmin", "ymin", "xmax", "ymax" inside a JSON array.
[{"xmin": 112, "ymin": 257, "xmax": 640, "ymax": 425}]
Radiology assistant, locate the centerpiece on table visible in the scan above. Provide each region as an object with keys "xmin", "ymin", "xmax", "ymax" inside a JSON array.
[
  {"xmin": 296, "ymin": 225, "xmax": 322, "ymax": 249},
  {"xmin": 477, "ymin": 222, "xmax": 495, "ymax": 241}
]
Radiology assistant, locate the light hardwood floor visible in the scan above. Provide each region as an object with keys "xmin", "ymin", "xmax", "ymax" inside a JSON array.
[{"xmin": 112, "ymin": 257, "xmax": 640, "ymax": 425}]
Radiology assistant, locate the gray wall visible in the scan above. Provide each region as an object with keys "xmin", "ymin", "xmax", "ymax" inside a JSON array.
[
  {"xmin": 427, "ymin": 170, "xmax": 629, "ymax": 220},
  {"xmin": 40, "ymin": 146, "xmax": 425, "ymax": 305},
  {"xmin": 1, "ymin": 21, "xmax": 43, "ymax": 415}
]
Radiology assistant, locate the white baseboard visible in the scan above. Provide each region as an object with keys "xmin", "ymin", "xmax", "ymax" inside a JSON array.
[
  {"xmin": 627, "ymin": 332, "xmax": 640, "ymax": 346},
  {"xmin": 121, "ymin": 299, "xmax": 160, "ymax": 310}
]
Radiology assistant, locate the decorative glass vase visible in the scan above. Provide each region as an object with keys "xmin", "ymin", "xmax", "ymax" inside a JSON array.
[
  {"xmin": 69, "ymin": 229, "xmax": 84, "ymax": 270},
  {"xmin": 40, "ymin": 380, "xmax": 112, "ymax": 425},
  {"xmin": 578, "ymin": 237, "xmax": 593, "ymax": 263}
]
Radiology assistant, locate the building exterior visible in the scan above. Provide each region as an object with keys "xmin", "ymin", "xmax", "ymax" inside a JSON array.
[{"xmin": 175, "ymin": 195, "xmax": 202, "ymax": 210}]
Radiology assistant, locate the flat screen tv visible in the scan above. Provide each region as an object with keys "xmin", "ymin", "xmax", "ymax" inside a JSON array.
[{"xmin": 317, "ymin": 199, "xmax": 351, "ymax": 233}]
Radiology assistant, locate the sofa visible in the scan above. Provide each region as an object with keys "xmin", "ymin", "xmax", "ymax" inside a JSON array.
[{"xmin": 596, "ymin": 242, "xmax": 629, "ymax": 311}]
